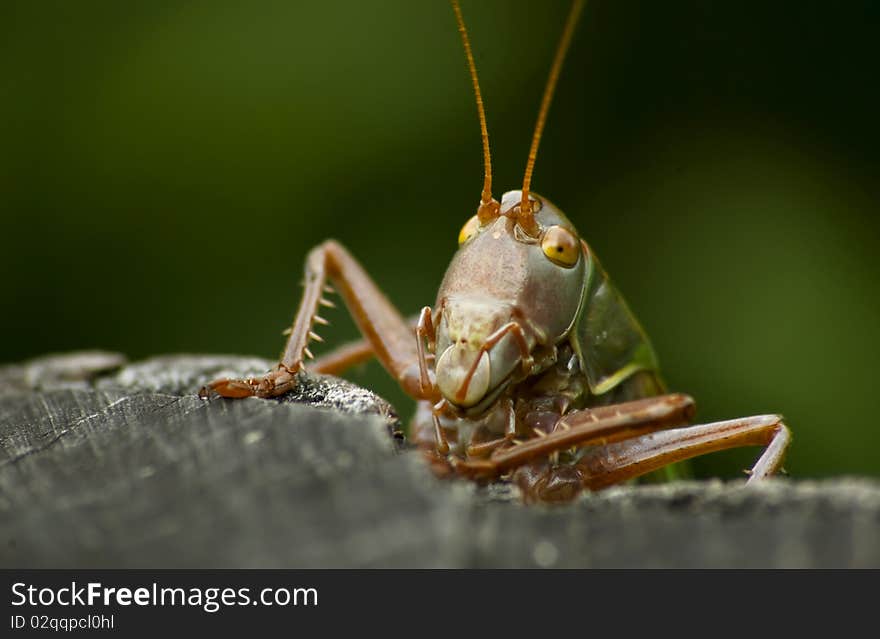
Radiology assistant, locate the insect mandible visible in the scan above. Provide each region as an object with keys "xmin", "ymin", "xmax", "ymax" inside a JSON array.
[{"xmin": 200, "ymin": 0, "xmax": 791, "ymax": 502}]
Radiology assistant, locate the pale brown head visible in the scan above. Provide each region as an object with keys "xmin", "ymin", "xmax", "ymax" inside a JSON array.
[
  {"xmin": 433, "ymin": 1, "xmax": 587, "ymax": 413},
  {"xmin": 434, "ymin": 191, "xmax": 588, "ymax": 412}
]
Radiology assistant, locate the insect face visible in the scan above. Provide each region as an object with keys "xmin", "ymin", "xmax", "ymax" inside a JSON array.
[{"xmin": 432, "ymin": 190, "xmax": 587, "ymax": 413}]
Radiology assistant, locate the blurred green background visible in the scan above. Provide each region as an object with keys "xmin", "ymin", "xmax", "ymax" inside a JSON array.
[{"xmin": 2, "ymin": 1, "xmax": 878, "ymax": 480}]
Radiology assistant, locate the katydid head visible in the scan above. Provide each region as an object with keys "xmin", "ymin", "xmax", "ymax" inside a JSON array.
[
  {"xmin": 436, "ymin": 0, "xmax": 586, "ymax": 414},
  {"xmin": 433, "ymin": 190, "xmax": 587, "ymax": 413}
]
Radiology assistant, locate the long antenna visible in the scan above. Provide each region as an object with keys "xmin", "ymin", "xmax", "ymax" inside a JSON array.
[
  {"xmin": 451, "ymin": 0, "xmax": 499, "ymax": 223},
  {"xmin": 519, "ymin": 0, "xmax": 585, "ymax": 235}
]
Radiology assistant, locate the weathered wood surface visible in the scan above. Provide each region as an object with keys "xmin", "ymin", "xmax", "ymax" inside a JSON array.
[{"xmin": 1, "ymin": 352, "xmax": 878, "ymax": 567}]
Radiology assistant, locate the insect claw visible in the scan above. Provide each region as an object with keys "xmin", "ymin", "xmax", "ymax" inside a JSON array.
[
  {"xmin": 308, "ymin": 331, "xmax": 324, "ymax": 343},
  {"xmin": 313, "ymin": 315, "xmax": 330, "ymax": 326}
]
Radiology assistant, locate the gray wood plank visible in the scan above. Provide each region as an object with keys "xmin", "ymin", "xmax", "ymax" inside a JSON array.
[{"xmin": 1, "ymin": 353, "xmax": 878, "ymax": 567}]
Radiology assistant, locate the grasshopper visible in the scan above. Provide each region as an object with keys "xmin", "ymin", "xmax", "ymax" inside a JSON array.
[{"xmin": 201, "ymin": 0, "xmax": 791, "ymax": 502}]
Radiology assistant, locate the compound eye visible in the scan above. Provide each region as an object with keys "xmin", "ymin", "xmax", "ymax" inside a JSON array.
[
  {"xmin": 541, "ymin": 225, "xmax": 579, "ymax": 268},
  {"xmin": 458, "ymin": 215, "xmax": 480, "ymax": 245}
]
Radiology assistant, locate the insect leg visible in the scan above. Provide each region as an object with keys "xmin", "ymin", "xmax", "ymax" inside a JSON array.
[
  {"xmin": 201, "ymin": 240, "xmax": 426, "ymax": 399},
  {"xmin": 576, "ymin": 414, "xmax": 791, "ymax": 490},
  {"xmin": 309, "ymin": 339, "xmax": 374, "ymax": 376},
  {"xmin": 452, "ymin": 394, "xmax": 696, "ymax": 479},
  {"xmin": 416, "ymin": 306, "xmax": 437, "ymax": 397},
  {"xmin": 309, "ymin": 312, "xmax": 423, "ymax": 375}
]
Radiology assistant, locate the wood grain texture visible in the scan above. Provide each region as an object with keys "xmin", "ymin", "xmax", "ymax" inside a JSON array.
[{"xmin": 1, "ymin": 352, "xmax": 878, "ymax": 567}]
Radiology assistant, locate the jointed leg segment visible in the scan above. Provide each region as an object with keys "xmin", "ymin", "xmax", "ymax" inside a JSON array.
[
  {"xmin": 449, "ymin": 393, "xmax": 790, "ymax": 500},
  {"xmin": 201, "ymin": 240, "xmax": 427, "ymax": 400},
  {"xmin": 453, "ymin": 394, "xmax": 697, "ymax": 478},
  {"xmin": 576, "ymin": 413, "xmax": 791, "ymax": 490}
]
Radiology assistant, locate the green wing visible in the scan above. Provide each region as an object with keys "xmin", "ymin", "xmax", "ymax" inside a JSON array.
[{"xmin": 570, "ymin": 253, "xmax": 660, "ymax": 396}]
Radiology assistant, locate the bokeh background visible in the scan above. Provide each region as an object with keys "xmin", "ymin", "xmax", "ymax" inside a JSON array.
[{"xmin": 2, "ymin": 0, "xmax": 878, "ymax": 480}]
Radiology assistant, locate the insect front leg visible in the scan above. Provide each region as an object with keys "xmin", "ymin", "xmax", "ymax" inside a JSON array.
[
  {"xmin": 201, "ymin": 240, "xmax": 428, "ymax": 400},
  {"xmin": 455, "ymin": 394, "xmax": 697, "ymax": 477},
  {"xmin": 452, "ymin": 394, "xmax": 789, "ymax": 502},
  {"xmin": 451, "ymin": 394, "xmax": 696, "ymax": 501}
]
